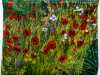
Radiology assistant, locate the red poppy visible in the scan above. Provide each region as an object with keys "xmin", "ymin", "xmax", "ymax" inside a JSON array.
[
  {"xmin": 6, "ymin": 39, "xmax": 14, "ymax": 48},
  {"xmin": 91, "ymin": 16, "xmax": 96, "ymax": 23},
  {"xmin": 43, "ymin": 47, "xmax": 49, "ymax": 55},
  {"xmin": 58, "ymin": 55, "xmax": 67, "ymax": 63},
  {"xmin": 12, "ymin": 35, "xmax": 19, "ymax": 42},
  {"xmin": 77, "ymin": 40, "xmax": 84, "ymax": 48},
  {"xmin": 9, "ymin": 15, "xmax": 25, "ymax": 21},
  {"xmin": 61, "ymin": 17, "xmax": 68, "ymax": 25},
  {"xmin": 23, "ymin": 29, "xmax": 32, "ymax": 36},
  {"xmin": 72, "ymin": 23, "xmax": 79, "ymax": 29},
  {"xmin": 31, "ymin": 36, "xmax": 39, "ymax": 45},
  {"xmin": 47, "ymin": 40, "xmax": 56, "ymax": 50},
  {"xmin": 79, "ymin": 23, "xmax": 87, "ymax": 30},
  {"xmin": 61, "ymin": 30, "xmax": 66, "ymax": 35},
  {"xmin": 13, "ymin": 45, "xmax": 21, "ymax": 53},
  {"xmin": 67, "ymin": 30, "xmax": 76, "ymax": 38},
  {"xmin": 80, "ymin": 15, "xmax": 88, "ymax": 20},
  {"xmin": 9, "ymin": 15, "xmax": 16, "ymax": 20},
  {"xmin": 3, "ymin": 30, "xmax": 9, "ymax": 37},
  {"xmin": 7, "ymin": 1, "xmax": 14, "ymax": 8}
]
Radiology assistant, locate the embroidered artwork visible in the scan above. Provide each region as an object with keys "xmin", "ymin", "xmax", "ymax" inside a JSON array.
[{"xmin": 2, "ymin": 0, "xmax": 98, "ymax": 75}]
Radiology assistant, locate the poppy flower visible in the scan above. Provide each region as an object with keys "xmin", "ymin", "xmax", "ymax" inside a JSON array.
[
  {"xmin": 72, "ymin": 23, "xmax": 79, "ymax": 29},
  {"xmin": 13, "ymin": 45, "xmax": 21, "ymax": 53},
  {"xmin": 9, "ymin": 15, "xmax": 25, "ymax": 21},
  {"xmin": 31, "ymin": 36, "xmax": 39, "ymax": 45},
  {"xmin": 61, "ymin": 16, "xmax": 68, "ymax": 25},
  {"xmin": 77, "ymin": 40, "xmax": 84, "ymax": 48},
  {"xmin": 91, "ymin": 16, "xmax": 96, "ymax": 23},
  {"xmin": 67, "ymin": 30, "xmax": 76, "ymax": 38},
  {"xmin": 79, "ymin": 23, "xmax": 87, "ymax": 30},
  {"xmin": 23, "ymin": 29, "xmax": 32, "ymax": 36},
  {"xmin": 43, "ymin": 47, "xmax": 49, "ymax": 55},
  {"xmin": 80, "ymin": 15, "xmax": 88, "ymax": 20},
  {"xmin": 12, "ymin": 35, "xmax": 19, "ymax": 42},
  {"xmin": 3, "ymin": 30, "xmax": 9, "ymax": 37},
  {"xmin": 7, "ymin": 1, "xmax": 14, "ymax": 8},
  {"xmin": 58, "ymin": 55, "xmax": 67, "ymax": 63},
  {"xmin": 47, "ymin": 40, "xmax": 56, "ymax": 50},
  {"xmin": 9, "ymin": 15, "xmax": 16, "ymax": 20},
  {"xmin": 6, "ymin": 39, "xmax": 14, "ymax": 48}
]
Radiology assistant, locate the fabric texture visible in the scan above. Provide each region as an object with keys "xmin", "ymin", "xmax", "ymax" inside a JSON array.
[{"xmin": 2, "ymin": 0, "xmax": 98, "ymax": 75}]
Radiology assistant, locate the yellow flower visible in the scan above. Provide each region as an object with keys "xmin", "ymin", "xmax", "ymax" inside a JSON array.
[{"xmin": 24, "ymin": 53, "xmax": 32, "ymax": 62}]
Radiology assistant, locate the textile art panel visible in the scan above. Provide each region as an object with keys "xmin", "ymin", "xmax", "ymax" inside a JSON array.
[{"xmin": 2, "ymin": 0, "xmax": 98, "ymax": 75}]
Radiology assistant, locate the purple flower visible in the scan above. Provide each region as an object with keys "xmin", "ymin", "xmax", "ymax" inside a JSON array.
[
  {"xmin": 50, "ymin": 15, "xmax": 57, "ymax": 21},
  {"xmin": 16, "ymin": 60, "xmax": 23, "ymax": 67},
  {"xmin": 50, "ymin": 27, "xmax": 56, "ymax": 33}
]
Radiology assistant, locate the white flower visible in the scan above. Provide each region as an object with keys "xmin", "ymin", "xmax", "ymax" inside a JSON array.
[
  {"xmin": 50, "ymin": 15, "xmax": 57, "ymax": 21},
  {"xmin": 42, "ymin": 27, "xmax": 48, "ymax": 32},
  {"xmin": 76, "ymin": 6, "xmax": 79, "ymax": 9},
  {"xmin": 81, "ymin": 8, "xmax": 84, "ymax": 13},
  {"xmin": 64, "ymin": 33, "xmax": 68, "ymax": 37},
  {"xmin": 92, "ymin": 23, "xmax": 97, "ymax": 27},
  {"xmin": 64, "ymin": 33, "xmax": 68, "ymax": 40},
  {"xmin": 74, "ymin": 7, "xmax": 84, "ymax": 16}
]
